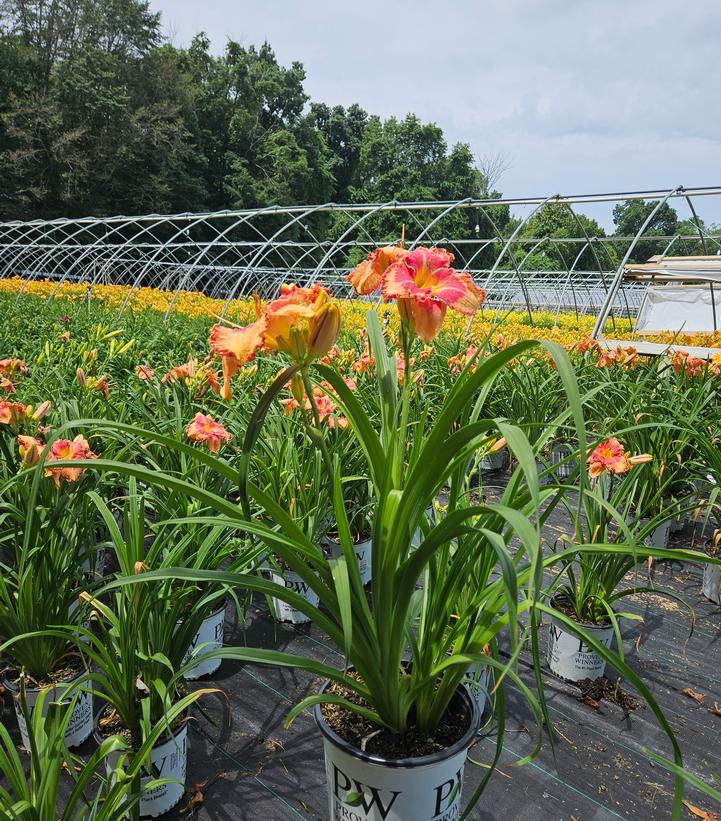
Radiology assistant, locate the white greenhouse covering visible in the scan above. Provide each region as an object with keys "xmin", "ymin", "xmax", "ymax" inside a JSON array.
[{"xmin": 634, "ymin": 286, "xmax": 721, "ymax": 333}]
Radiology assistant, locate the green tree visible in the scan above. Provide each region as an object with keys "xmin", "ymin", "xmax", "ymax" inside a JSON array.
[
  {"xmin": 517, "ymin": 203, "xmax": 615, "ymax": 273},
  {"xmin": 311, "ymin": 102, "xmax": 368, "ymax": 203},
  {"xmin": 612, "ymin": 199, "xmax": 679, "ymax": 262},
  {"xmin": 0, "ymin": 0, "xmax": 207, "ymax": 218},
  {"xmin": 0, "ymin": 7, "xmax": 510, "ymax": 235}
]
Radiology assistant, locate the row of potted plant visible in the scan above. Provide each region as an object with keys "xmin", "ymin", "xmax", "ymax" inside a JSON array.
[{"xmin": 1, "ymin": 247, "xmax": 721, "ymax": 818}]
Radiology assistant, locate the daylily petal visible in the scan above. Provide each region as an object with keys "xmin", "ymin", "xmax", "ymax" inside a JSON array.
[
  {"xmin": 209, "ymin": 318, "xmax": 266, "ymax": 364},
  {"xmin": 410, "ymin": 298, "xmax": 447, "ymax": 343},
  {"xmin": 347, "ymin": 246, "xmax": 408, "ymax": 295}
]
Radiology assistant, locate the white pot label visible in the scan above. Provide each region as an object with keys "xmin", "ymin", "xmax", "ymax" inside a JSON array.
[
  {"xmin": 463, "ymin": 663, "xmax": 491, "ymax": 716},
  {"xmin": 702, "ymin": 563, "xmax": 721, "ymax": 605},
  {"xmin": 271, "ymin": 571, "xmax": 319, "ymax": 623},
  {"xmin": 328, "ymin": 539, "xmax": 373, "ymax": 586},
  {"xmin": 323, "ymin": 736, "xmax": 470, "ymax": 821},
  {"xmin": 354, "ymin": 540, "xmax": 372, "ymax": 586},
  {"xmin": 14, "ymin": 679, "xmax": 93, "ymax": 750},
  {"xmin": 547, "ymin": 620, "xmax": 613, "ymax": 682},
  {"xmin": 140, "ymin": 724, "xmax": 188, "ymax": 817},
  {"xmin": 106, "ymin": 723, "xmax": 188, "ymax": 818},
  {"xmin": 182, "ymin": 606, "xmax": 225, "ymax": 680}
]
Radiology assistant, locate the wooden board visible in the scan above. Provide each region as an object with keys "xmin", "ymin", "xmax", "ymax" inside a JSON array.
[{"xmin": 599, "ymin": 338, "xmax": 720, "ymax": 360}]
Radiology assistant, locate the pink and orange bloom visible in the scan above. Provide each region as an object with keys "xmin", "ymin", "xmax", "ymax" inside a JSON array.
[
  {"xmin": 348, "ymin": 247, "xmax": 485, "ymax": 343},
  {"xmin": 669, "ymin": 350, "xmax": 706, "ymax": 378},
  {"xmin": 162, "ymin": 357, "xmax": 220, "ymax": 398},
  {"xmin": 447, "ymin": 346, "xmax": 478, "ymax": 375},
  {"xmin": 210, "ymin": 284, "xmax": 341, "ymax": 399},
  {"xmin": 347, "ymin": 246, "xmax": 409, "ymax": 295},
  {"xmin": 587, "ymin": 438, "xmax": 652, "ymax": 479},
  {"xmin": 42, "ymin": 435, "xmax": 97, "ymax": 487},
  {"xmin": 185, "ymin": 413, "xmax": 232, "ymax": 453},
  {"xmin": 595, "ymin": 345, "xmax": 639, "ymax": 369},
  {"xmin": 351, "ymin": 349, "xmax": 375, "ymax": 375},
  {"xmin": 0, "ymin": 400, "xmax": 51, "ymax": 429},
  {"xmin": 135, "ymin": 364, "xmax": 156, "ymax": 381},
  {"xmin": 279, "ymin": 383, "xmax": 350, "ymax": 429},
  {"xmin": 0, "ymin": 358, "xmax": 27, "ymax": 376}
]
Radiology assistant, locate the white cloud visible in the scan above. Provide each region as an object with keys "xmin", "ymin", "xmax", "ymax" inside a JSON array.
[{"xmin": 151, "ymin": 0, "xmax": 721, "ymax": 227}]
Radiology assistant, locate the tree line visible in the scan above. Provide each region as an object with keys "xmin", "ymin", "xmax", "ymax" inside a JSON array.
[{"xmin": 0, "ymin": 0, "xmax": 711, "ymax": 267}]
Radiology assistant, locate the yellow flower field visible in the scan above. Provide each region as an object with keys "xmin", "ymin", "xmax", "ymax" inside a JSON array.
[{"xmin": 3, "ymin": 275, "xmax": 721, "ymax": 349}]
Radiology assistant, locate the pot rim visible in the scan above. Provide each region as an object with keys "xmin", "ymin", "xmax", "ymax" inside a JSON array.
[
  {"xmin": 314, "ymin": 679, "xmax": 480, "ymax": 769},
  {"xmin": 2, "ymin": 660, "xmax": 91, "ymax": 694},
  {"xmin": 548, "ymin": 596, "xmax": 615, "ymax": 631},
  {"xmin": 175, "ymin": 597, "xmax": 228, "ymax": 626},
  {"xmin": 323, "ymin": 532, "xmax": 373, "ymax": 547},
  {"xmin": 92, "ymin": 708, "xmax": 188, "ymax": 751}
]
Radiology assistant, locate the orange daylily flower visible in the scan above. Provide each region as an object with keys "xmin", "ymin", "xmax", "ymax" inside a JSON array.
[
  {"xmin": 263, "ymin": 284, "xmax": 340, "ymax": 361},
  {"xmin": 0, "ymin": 358, "xmax": 27, "ymax": 376},
  {"xmin": 348, "ymin": 246, "xmax": 485, "ymax": 343},
  {"xmin": 210, "ymin": 284, "xmax": 341, "ymax": 399},
  {"xmin": 383, "ymin": 248, "xmax": 484, "ymax": 313},
  {"xmin": 572, "ymin": 338, "xmax": 601, "ymax": 355},
  {"xmin": 709, "ymin": 353, "xmax": 721, "ymax": 377},
  {"xmin": 318, "ymin": 345, "xmax": 342, "ymax": 365},
  {"xmin": 347, "ymin": 246, "xmax": 409, "ymax": 295},
  {"xmin": 669, "ymin": 350, "xmax": 706, "ymax": 378},
  {"xmin": 0, "ymin": 400, "xmax": 27, "ymax": 426},
  {"xmin": 210, "ymin": 316, "xmax": 267, "ymax": 399},
  {"xmin": 44, "ymin": 435, "xmax": 97, "ymax": 487},
  {"xmin": 448, "ymin": 345, "xmax": 478, "ymax": 375},
  {"xmin": 162, "ymin": 357, "xmax": 220, "ymax": 398},
  {"xmin": 135, "ymin": 365, "xmax": 155, "ymax": 380},
  {"xmin": 0, "ymin": 377, "xmax": 15, "ymax": 393},
  {"xmin": 279, "ymin": 382, "xmax": 349, "ymax": 429},
  {"xmin": 595, "ymin": 345, "xmax": 639, "ymax": 369},
  {"xmin": 185, "ymin": 413, "xmax": 232, "ymax": 453},
  {"xmin": 351, "ymin": 349, "xmax": 375, "ymax": 374},
  {"xmin": 587, "ymin": 437, "xmax": 652, "ymax": 479},
  {"xmin": 0, "ymin": 400, "xmax": 47, "ymax": 429}
]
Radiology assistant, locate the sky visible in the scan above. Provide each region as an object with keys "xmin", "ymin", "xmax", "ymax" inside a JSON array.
[{"xmin": 150, "ymin": 0, "xmax": 721, "ymax": 229}]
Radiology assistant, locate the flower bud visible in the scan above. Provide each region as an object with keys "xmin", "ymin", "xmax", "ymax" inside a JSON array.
[
  {"xmin": 18, "ymin": 435, "xmax": 44, "ymax": 466},
  {"xmin": 308, "ymin": 302, "xmax": 341, "ymax": 359},
  {"xmin": 32, "ymin": 400, "xmax": 52, "ymax": 420},
  {"xmin": 290, "ymin": 373, "xmax": 306, "ymax": 405}
]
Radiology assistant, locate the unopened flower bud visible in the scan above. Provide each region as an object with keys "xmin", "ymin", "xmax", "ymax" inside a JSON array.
[
  {"xmin": 32, "ymin": 400, "xmax": 52, "ymax": 420},
  {"xmin": 309, "ymin": 302, "xmax": 341, "ymax": 359},
  {"xmin": 290, "ymin": 373, "xmax": 306, "ymax": 405}
]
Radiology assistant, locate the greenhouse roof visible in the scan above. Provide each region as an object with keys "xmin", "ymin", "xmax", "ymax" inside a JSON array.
[{"xmin": 624, "ymin": 255, "xmax": 721, "ymax": 283}]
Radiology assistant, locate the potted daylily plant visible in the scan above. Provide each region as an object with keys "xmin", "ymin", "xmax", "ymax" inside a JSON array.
[
  {"xmin": 83, "ymin": 251, "xmax": 552, "ymax": 819},
  {"xmin": 0, "ymin": 684, "xmax": 178, "ymax": 819},
  {"xmin": 48, "ymin": 250, "xmax": 701, "ymax": 818},
  {"xmin": 548, "ymin": 436, "xmax": 700, "ymax": 683},
  {"xmin": 22, "ymin": 483, "xmax": 242, "ymax": 817},
  {"xmin": 251, "ymin": 413, "xmax": 331, "ymax": 623},
  {"xmin": 0, "ymin": 432, "xmax": 100, "ymax": 751}
]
